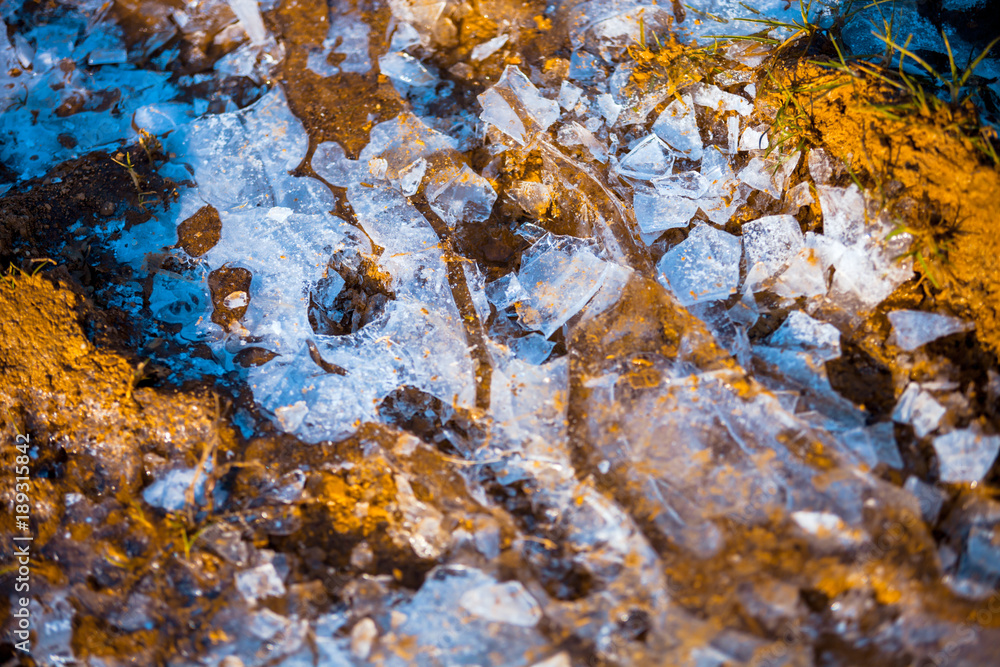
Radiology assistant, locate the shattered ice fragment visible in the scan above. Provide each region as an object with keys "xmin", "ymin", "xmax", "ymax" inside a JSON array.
[
  {"xmin": 842, "ymin": 422, "xmax": 904, "ymax": 469},
  {"xmin": 508, "ymin": 180, "xmax": 553, "ymax": 216},
  {"xmin": 742, "ymin": 214, "xmax": 805, "ymax": 287},
  {"xmin": 904, "ymin": 476, "xmax": 945, "ymax": 523},
  {"xmin": 389, "ymin": 22, "xmax": 422, "ymax": 51},
  {"xmin": 426, "ymin": 164, "xmax": 497, "ymax": 226},
  {"xmin": 933, "ymin": 429, "xmax": 1000, "ymax": 483},
  {"xmin": 766, "ymin": 310, "xmax": 841, "ymax": 362},
  {"xmin": 651, "ymin": 94, "xmax": 702, "ymax": 161},
  {"xmin": 143, "ymin": 468, "xmax": 205, "ymax": 511},
  {"xmin": 88, "ymin": 47, "xmax": 127, "ymax": 65},
  {"xmin": 516, "ymin": 234, "xmax": 609, "ymax": 337},
  {"xmin": 235, "ymin": 563, "xmax": 286, "ymax": 605},
  {"xmin": 656, "ymin": 224, "xmax": 742, "ymax": 306},
  {"xmin": 817, "ymin": 184, "xmax": 866, "ymax": 247},
  {"xmin": 558, "ymin": 80, "xmax": 583, "ymax": 110},
  {"xmin": 556, "ymin": 121, "xmax": 608, "ymax": 163},
  {"xmin": 227, "ymin": 0, "xmax": 268, "ymax": 45},
  {"xmin": 738, "ymin": 152, "xmax": 800, "ymax": 197},
  {"xmin": 791, "ymin": 511, "xmax": 864, "ymax": 545},
  {"xmin": 485, "ymin": 273, "xmax": 526, "ymax": 311},
  {"xmin": 892, "ymin": 383, "xmax": 946, "ymax": 437},
  {"xmin": 887, "ymin": 310, "xmax": 974, "ymax": 351},
  {"xmin": 224, "ymin": 291, "xmax": 249, "ymax": 309},
  {"xmin": 633, "ymin": 186, "xmax": 699, "ymax": 235},
  {"xmin": 689, "ymin": 82, "xmax": 753, "ymax": 116},
  {"xmin": 740, "ymin": 127, "xmax": 769, "ymax": 152},
  {"xmin": 727, "ymin": 115, "xmax": 739, "ymax": 154},
  {"xmin": 783, "ymin": 181, "xmax": 814, "ymax": 215},
  {"xmin": 378, "ymin": 51, "xmax": 437, "ymax": 85},
  {"xmin": 396, "ymin": 157, "xmax": 428, "ymax": 196},
  {"xmin": 470, "ymin": 34, "xmax": 508, "ymax": 61},
  {"xmin": 808, "ymin": 148, "xmax": 836, "ymax": 184},
  {"xmin": 350, "ymin": 618, "xmax": 378, "ymax": 660},
  {"xmin": 615, "ymin": 134, "xmax": 675, "ymax": 180},
  {"xmin": 596, "ymin": 93, "xmax": 622, "ymax": 125},
  {"xmin": 458, "ymin": 580, "xmax": 543, "ymax": 627},
  {"xmin": 652, "ymin": 171, "xmax": 711, "ymax": 199},
  {"xmin": 478, "ymin": 65, "xmax": 560, "ymax": 145}
]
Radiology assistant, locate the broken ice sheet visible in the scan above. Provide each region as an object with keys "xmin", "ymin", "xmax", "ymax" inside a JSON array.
[
  {"xmin": 425, "ymin": 164, "xmax": 497, "ymax": 226},
  {"xmin": 459, "ymin": 580, "xmax": 542, "ymax": 626},
  {"xmin": 615, "ymin": 134, "xmax": 676, "ymax": 181},
  {"xmin": 558, "ymin": 80, "xmax": 583, "ymax": 110},
  {"xmin": 933, "ymin": 428, "xmax": 1000, "ymax": 483},
  {"xmin": 516, "ymin": 234, "xmax": 610, "ymax": 337},
  {"xmin": 378, "ymin": 51, "xmax": 437, "ymax": 86},
  {"xmin": 656, "ymin": 224, "xmax": 742, "ymax": 306},
  {"xmin": 556, "ymin": 121, "xmax": 608, "ymax": 163},
  {"xmin": 892, "ymin": 383, "xmax": 946, "ymax": 437},
  {"xmin": 373, "ymin": 566, "xmax": 549, "ymax": 667},
  {"xmin": 888, "ymin": 309, "xmax": 975, "ymax": 351},
  {"xmin": 652, "ymin": 95, "xmax": 703, "ymax": 161},
  {"xmin": 688, "ymin": 82, "xmax": 754, "ymax": 116},
  {"xmin": 742, "ymin": 214, "xmax": 805, "ymax": 287},
  {"xmin": 478, "ymin": 65, "xmax": 560, "ymax": 146},
  {"xmin": 766, "ymin": 310, "xmax": 841, "ymax": 363},
  {"xmin": 632, "ymin": 185, "xmax": 699, "ymax": 235},
  {"xmin": 470, "ymin": 34, "xmax": 508, "ymax": 61},
  {"xmin": 738, "ymin": 151, "xmax": 801, "ymax": 198},
  {"xmin": 842, "ymin": 422, "xmax": 904, "ymax": 470}
]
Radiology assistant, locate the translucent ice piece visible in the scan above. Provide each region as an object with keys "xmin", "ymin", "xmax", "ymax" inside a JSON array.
[
  {"xmin": 477, "ymin": 65, "xmax": 560, "ymax": 145},
  {"xmin": 651, "ymin": 94, "xmax": 703, "ymax": 161},
  {"xmin": 892, "ymin": 383, "xmax": 946, "ymax": 437},
  {"xmin": 632, "ymin": 186, "xmax": 699, "ymax": 234},
  {"xmin": 459, "ymin": 581, "xmax": 542, "ymax": 627},
  {"xmin": 556, "ymin": 121, "xmax": 608, "ymax": 163},
  {"xmin": 742, "ymin": 214, "xmax": 805, "ymax": 287},
  {"xmin": 378, "ymin": 51, "xmax": 437, "ymax": 85},
  {"xmin": 887, "ymin": 310, "xmax": 974, "ymax": 351},
  {"xmin": 816, "ymin": 184, "xmax": 866, "ymax": 247},
  {"xmin": 396, "ymin": 157, "xmax": 428, "ymax": 196},
  {"xmin": 235, "ymin": 563, "xmax": 286, "ymax": 605},
  {"xmin": 558, "ymin": 80, "xmax": 583, "ymax": 110},
  {"xmin": 771, "ymin": 247, "xmax": 829, "ymax": 299},
  {"xmin": 228, "ymin": 0, "xmax": 268, "ymax": 45},
  {"xmin": 389, "ymin": 22, "xmax": 422, "ymax": 51},
  {"xmin": 739, "ymin": 127, "xmax": 769, "ymax": 152},
  {"xmin": 615, "ymin": 134, "xmax": 675, "ymax": 181},
  {"xmin": 426, "ymin": 164, "xmax": 497, "ymax": 226},
  {"xmin": 904, "ymin": 475, "xmax": 946, "ymax": 523},
  {"xmin": 486, "ymin": 273, "xmax": 526, "ymax": 311},
  {"xmin": 471, "ymin": 34, "xmax": 508, "ymax": 61},
  {"xmin": 766, "ymin": 310, "xmax": 841, "ymax": 362},
  {"xmin": 688, "ymin": 82, "xmax": 753, "ymax": 116},
  {"xmin": 596, "ymin": 93, "xmax": 622, "ymax": 125},
  {"xmin": 808, "ymin": 148, "xmax": 836, "ymax": 184},
  {"xmin": 142, "ymin": 467, "xmax": 205, "ymax": 511},
  {"xmin": 842, "ymin": 422, "xmax": 903, "ymax": 469},
  {"xmin": 656, "ymin": 224, "xmax": 742, "ymax": 306},
  {"xmin": 508, "ymin": 181, "xmax": 553, "ymax": 216},
  {"xmin": 933, "ymin": 429, "xmax": 1000, "ymax": 483},
  {"xmin": 783, "ymin": 180, "xmax": 814, "ymax": 215},
  {"xmin": 738, "ymin": 151, "xmax": 800, "ymax": 197},
  {"xmin": 516, "ymin": 234, "xmax": 610, "ymax": 337},
  {"xmin": 652, "ymin": 171, "xmax": 711, "ymax": 199}
]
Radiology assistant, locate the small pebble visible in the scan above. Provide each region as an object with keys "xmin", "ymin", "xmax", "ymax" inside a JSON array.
[{"xmin": 100, "ymin": 201, "xmax": 115, "ymax": 216}]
